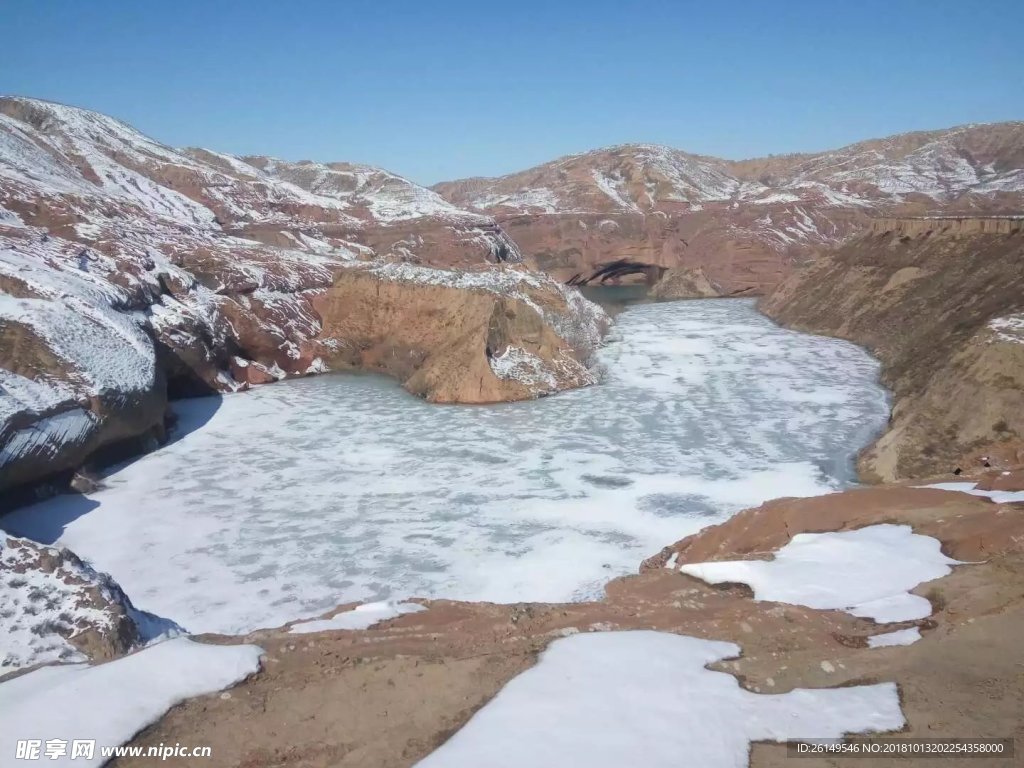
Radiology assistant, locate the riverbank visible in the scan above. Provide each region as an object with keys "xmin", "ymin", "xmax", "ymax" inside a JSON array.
[
  {"xmin": 112, "ymin": 473, "xmax": 1024, "ymax": 767},
  {"xmin": 760, "ymin": 220, "xmax": 1024, "ymax": 482},
  {"xmin": 5, "ymin": 273, "xmax": 1024, "ymax": 766},
  {"xmin": 1, "ymin": 299, "xmax": 888, "ymax": 639}
]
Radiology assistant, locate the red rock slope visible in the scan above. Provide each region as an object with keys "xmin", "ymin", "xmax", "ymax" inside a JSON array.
[
  {"xmin": 0, "ymin": 98, "xmax": 603, "ymax": 501},
  {"xmin": 433, "ymin": 124, "xmax": 1024, "ymax": 292}
]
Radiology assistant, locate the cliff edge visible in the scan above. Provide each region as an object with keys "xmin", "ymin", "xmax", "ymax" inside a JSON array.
[{"xmin": 761, "ymin": 217, "xmax": 1024, "ymax": 481}]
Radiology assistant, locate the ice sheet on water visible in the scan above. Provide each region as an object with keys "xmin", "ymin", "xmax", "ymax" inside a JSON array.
[{"xmin": 2, "ymin": 300, "xmax": 890, "ymax": 635}]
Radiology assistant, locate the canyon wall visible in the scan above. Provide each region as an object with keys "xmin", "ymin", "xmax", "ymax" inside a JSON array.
[
  {"xmin": 0, "ymin": 98, "xmax": 603, "ymax": 505},
  {"xmin": 435, "ymin": 125, "xmax": 1024, "ymax": 292},
  {"xmin": 313, "ymin": 265, "xmax": 605, "ymax": 404},
  {"xmin": 761, "ymin": 218, "xmax": 1024, "ymax": 481},
  {"xmin": 491, "ymin": 210, "xmax": 792, "ymax": 293}
]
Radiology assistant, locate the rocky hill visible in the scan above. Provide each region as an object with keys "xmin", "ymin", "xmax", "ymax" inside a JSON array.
[
  {"xmin": 434, "ymin": 124, "xmax": 1024, "ymax": 292},
  {"xmin": 761, "ymin": 216, "xmax": 1024, "ymax": 481},
  {"xmin": 0, "ymin": 97, "xmax": 604, "ymax": 502},
  {"xmin": 0, "ymin": 96, "xmax": 521, "ymax": 268}
]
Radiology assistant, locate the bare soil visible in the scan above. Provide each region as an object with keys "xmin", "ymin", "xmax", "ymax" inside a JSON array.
[{"xmin": 116, "ymin": 478, "xmax": 1024, "ymax": 768}]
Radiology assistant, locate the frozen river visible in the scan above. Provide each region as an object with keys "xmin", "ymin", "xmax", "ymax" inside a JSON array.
[{"xmin": 2, "ymin": 299, "xmax": 889, "ymax": 634}]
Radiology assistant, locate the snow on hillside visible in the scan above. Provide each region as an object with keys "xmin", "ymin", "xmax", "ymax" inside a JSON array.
[
  {"xmin": 253, "ymin": 157, "xmax": 487, "ymax": 224},
  {"xmin": 0, "ymin": 245, "xmax": 155, "ymax": 398},
  {"xmin": 1, "ymin": 536, "xmax": 153, "ymax": 672},
  {"xmin": 473, "ymin": 187, "xmax": 561, "ymax": 213},
  {"xmin": 627, "ymin": 144, "xmax": 738, "ymax": 203},
  {"xmin": 0, "ymin": 96, "xmax": 498, "ymax": 250},
  {"xmin": 439, "ymin": 123, "xmax": 1024, "ymax": 223},
  {"xmin": 0, "ymin": 98, "xmax": 217, "ymax": 227},
  {"xmin": 0, "ymin": 113, "xmax": 100, "ymax": 197}
]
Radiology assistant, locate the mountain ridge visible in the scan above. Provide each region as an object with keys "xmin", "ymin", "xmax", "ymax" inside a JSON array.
[
  {"xmin": 431, "ymin": 121, "xmax": 1024, "ymax": 290},
  {"xmin": 433, "ymin": 120, "xmax": 1024, "ymax": 189}
]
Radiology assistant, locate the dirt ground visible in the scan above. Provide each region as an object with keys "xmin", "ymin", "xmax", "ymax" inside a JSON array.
[{"xmin": 116, "ymin": 479, "xmax": 1024, "ymax": 768}]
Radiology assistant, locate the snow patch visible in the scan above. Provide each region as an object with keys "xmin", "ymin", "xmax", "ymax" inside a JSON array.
[
  {"xmin": 988, "ymin": 314, "xmax": 1024, "ymax": 345},
  {"xmin": 415, "ymin": 631, "xmax": 903, "ymax": 768},
  {"xmin": 473, "ymin": 187, "xmax": 561, "ymax": 213},
  {"xmin": 917, "ymin": 482, "xmax": 1024, "ymax": 505},
  {"xmin": 591, "ymin": 169, "xmax": 642, "ymax": 213},
  {"xmin": 489, "ymin": 347, "xmax": 559, "ymax": 392},
  {"xmin": 0, "ymin": 638, "xmax": 262, "ymax": 766},
  {"xmin": 679, "ymin": 524, "xmax": 960, "ymax": 623},
  {"xmin": 867, "ymin": 627, "xmax": 921, "ymax": 648},
  {"xmin": 289, "ymin": 601, "xmax": 425, "ymax": 634}
]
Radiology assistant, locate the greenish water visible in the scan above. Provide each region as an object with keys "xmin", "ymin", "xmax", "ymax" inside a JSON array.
[{"xmin": 578, "ymin": 284, "xmax": 650, "ymax": 310}]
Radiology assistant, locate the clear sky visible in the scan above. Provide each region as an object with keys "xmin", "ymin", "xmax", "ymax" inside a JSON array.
[{"xmin": 2, "ymin": 0, "xmax": 1021, "ymax": 185}]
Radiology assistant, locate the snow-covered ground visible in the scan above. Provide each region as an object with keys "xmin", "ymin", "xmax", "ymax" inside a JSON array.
[
  {"xmin": 868, "ymin": 627, "xmax": 922, "ymax": 648},
  {"xmin": 679, "ymin": 524, "xmax": 959, "ymax": 622},
  {"xmin": 289, "ymin": 601, "xmax": 425, "ymax": 634},
  {"xmin": 918, "ymin": 481, "xmax": 1024, "ymax": 505},
  {"xmin": 415, "ymin": 631, "xmax": 903, "ymax": 768},
  {"xmin": 1, "ymin": 300, "xmax": 889, "ymax": 635},
  {"xmin": 2, "ymin": 537, "xmax": 122, "ymax": 670},
  {"xmin": 0, "ymin": 637, "xmax": 261, "ymax": 767}
]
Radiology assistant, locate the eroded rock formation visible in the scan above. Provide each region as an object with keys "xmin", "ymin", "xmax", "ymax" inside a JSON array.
[
  {"xmin": 650, "ymin": 265, "xmax": 726, "ymax": 300},
  {"xmin": 761, "ymin": 218, "xmax": 1024, "ymax": 481},
  {"xmin": 1, "ymin": 536, "xmax": 149, "ymax": 673},
  {"xmin": 313, "ymin": 264, "xmax": 606, "ymax": 403},
  {"xmin": 434, "ymin": 125, "xmax": 1024, "ymax": 291},
  {"xmin": 0, "ymin": 97, "xmax": 603, "ymax": 501}
]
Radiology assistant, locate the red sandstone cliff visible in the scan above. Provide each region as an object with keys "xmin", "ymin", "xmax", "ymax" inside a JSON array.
[
  {"xmin": 434, "ymin": 125, "xmax": 1024, "ymax": 292},
  {"xmin": 0, "ymin": 98, "xmax": 603, "ymax": 502}
]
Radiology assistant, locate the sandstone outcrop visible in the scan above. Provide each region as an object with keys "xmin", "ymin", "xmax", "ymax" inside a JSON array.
[
  {"xmin": 761, "ymin": 218, "xmax": 1024, "ymax": 481},
  {"xmin": 435, "ymin": 124, "xmax": 1024, "ymax": 291},
  {"xmin": 0, "ymin": 97, "xmax": 599, "ymax": 502},
  {"xmin": 650, "ymin": 265, "xmax": 726, "ymax": 300},
  {"xmin": 313, "ymin": 263, "xmax": 606, "ymax": 403},
  {"xmin": 1, "ymin": 535, "xmax": 151, "ymax": 674}
]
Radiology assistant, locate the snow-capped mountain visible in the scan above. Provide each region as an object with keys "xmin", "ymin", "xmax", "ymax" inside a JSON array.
[{"xmin": 434, "ymin": 123, "xmax": 1024, "ymax": 288}]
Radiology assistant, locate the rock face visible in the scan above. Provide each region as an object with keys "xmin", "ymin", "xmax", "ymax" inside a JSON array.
[
  {"xmin": 0, "ymin": 96, "xmax": 595, "ymax": 501},
  {"xmin": 312, "ymin": 263, "xmax": 607, "ymax": 403},
  {"xmin": 649, "ymin": 265, "xmax": 725, "ymax": 300},
  {"xmin": 1, "ymin": 535, "xmax": 147, "ymax": 673},
  {"xmin": 434, "ymin": 124, "xmax": 1024, "ymax": 291},
  {"xmin": 760, "ymin": 218, "xmax": 1024, "ymax": 481},
  {"xmin": 311, "ymin": 264, "xmax": 602, "ymax": 403}
]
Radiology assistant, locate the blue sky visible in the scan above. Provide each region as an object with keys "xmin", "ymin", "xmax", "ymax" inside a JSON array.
[{"xmin": 2, "ymin": 0, "xmax": 1021, "ymax": 184}]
